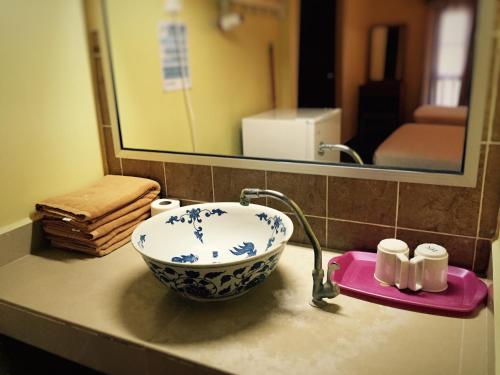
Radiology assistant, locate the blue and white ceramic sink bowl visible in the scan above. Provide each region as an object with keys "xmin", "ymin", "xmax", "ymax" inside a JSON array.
[{"xmin": 132, "ymin": 203, "xmax": 293, "ymax": 301}]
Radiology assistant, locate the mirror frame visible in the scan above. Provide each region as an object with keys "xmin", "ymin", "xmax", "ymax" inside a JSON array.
[{"xmin": 91, "ymin": 0, "xmax": 495, "ymax": 187}]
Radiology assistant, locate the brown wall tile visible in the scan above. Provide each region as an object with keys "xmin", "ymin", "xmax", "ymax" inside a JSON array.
[
  {"xmin": 164, "ymin": 163, "xmax": 213, "ymax": 202},
  {"xmin": 122, "ymin": 159, "xmax": 166, "ymax": 197},
  {"xmin": 213, "ymin": 167, "xmax": 265, "ymax": 204},
  {"xmin": 474, "ymin": 239, "xmax": 492, "ymax": 276},
  {"xmin": 398, "ymin": 182, "xmax": 481, "ymax": 236},
  {"xmin": 328, "ymin": 177, "xmax": 397, "ymax": 225},
  {"xmin": 327, "ymin": 220, "xmax": 394, "ymax": 251},
  {"xmin": 480, "ymin": 145, "xmax": 500, "ymax": 238},
  {"xmin": 267, "ymin": 172, "xmax": 326, "ymax": 216},
  {"xmin": 396, "ymin": 229, "xmax": 475, "ymax": 269},
  {"xmin": 288, "ymin": 214, "xmax": 327, "ymax": 248},
  {"xmin": 493, "ymin": 111, "xmax": 500, "ymax": 142},
  {"xmin": 398, "ymin": 145, "xmax": 486, "ymax": 237},
  {"xmin": 103, "ymin": 127, "xmax": 121, "ymax": 175}
]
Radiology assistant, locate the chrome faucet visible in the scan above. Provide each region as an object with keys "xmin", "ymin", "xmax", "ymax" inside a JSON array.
[
  {"xmin": 240, "ymin": 188, "xmax": 340, "ymax": 306},
  {"xmin": 317, "ymin": 143, "xmax": 364, "ymax": 165}
]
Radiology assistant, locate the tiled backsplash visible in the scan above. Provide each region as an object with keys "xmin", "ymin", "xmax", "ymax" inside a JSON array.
[{"xmin": 93, "ymin": 18, "xmax": 500, "ymax": 277}]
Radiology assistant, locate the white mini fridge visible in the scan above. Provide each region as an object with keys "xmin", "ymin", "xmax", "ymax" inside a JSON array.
[{"xmin": 242, "ymin": 108, "xmax": 342, "ymax": 162}]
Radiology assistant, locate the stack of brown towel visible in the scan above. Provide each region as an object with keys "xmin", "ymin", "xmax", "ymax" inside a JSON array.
[{"xmin": 36, "ymin": 175, "xmax": 160, "ymax": 256}]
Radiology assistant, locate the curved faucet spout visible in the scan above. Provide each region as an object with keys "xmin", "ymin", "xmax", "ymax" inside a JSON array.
[
  {"xmin": 240, "ymin": 188, "xmax": 340, "ymax": 305},
  {"xmin": 317, "ymin": 143, "xmax": 364, "ymax": 165}
]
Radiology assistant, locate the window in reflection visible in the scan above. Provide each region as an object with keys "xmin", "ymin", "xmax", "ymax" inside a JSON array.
[{"xmin": 430, "ymin": 3, "xmax": 475, "ymax": 106}]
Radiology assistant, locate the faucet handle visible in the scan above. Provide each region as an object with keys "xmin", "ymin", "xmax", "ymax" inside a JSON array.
[
  {"xmin": 311, "ymin": 261, "xmax": 341, "ymax": 306},
  {"xmin": 326, "ymin": 261, "xmax": 341, "ymax": 298},
  {"xmin": 327, "ymin": 261, "xmax": 340, "ymax": 283}
]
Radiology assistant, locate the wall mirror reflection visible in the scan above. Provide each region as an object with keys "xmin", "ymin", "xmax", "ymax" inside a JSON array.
[{"xmin": 103, "ymin": 0, "xmax": 478, "ymax": 173}]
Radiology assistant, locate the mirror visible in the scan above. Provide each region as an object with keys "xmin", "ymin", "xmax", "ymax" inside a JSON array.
[{"xmin": 102, "ymin": 0, "xmax": 481, "ymax": 173}]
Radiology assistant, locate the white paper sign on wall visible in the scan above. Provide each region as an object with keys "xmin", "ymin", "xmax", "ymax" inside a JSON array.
[{"xmin": 158, "ymin": 21, "xmax": 191, "ymax": 92}]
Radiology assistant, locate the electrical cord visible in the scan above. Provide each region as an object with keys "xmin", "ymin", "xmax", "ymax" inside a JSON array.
[{"xmin": 170, "ymin": 14, "xmax": 198, "ymax": 152}]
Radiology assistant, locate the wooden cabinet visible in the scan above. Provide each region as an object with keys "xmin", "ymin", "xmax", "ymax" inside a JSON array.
[{"xmin": 357, "ymin": 80, "xmax": 403, "ymax": 139}]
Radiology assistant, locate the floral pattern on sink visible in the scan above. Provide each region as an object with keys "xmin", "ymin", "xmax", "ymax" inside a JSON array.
[
  {"xmin": 257, "ymin": 213, "xmax": 288, "ymax": 250},
  {"xmin": 144, "ymin": 251, "xmax": 282, "ymax": 300},
  {"xmin": 165, "ymin": 207, "xmax": 227, "ymax": 243}
]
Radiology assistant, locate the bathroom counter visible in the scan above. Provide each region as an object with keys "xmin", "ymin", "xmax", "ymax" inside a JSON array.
[{"xmin": 0, "ymin": 243, "xmax": 490, "ymax": 375}]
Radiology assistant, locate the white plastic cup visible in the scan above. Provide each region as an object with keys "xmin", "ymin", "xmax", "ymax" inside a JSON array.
[
  {"xmin": 374, "ymin": 239, "xmax": 410, "ymax": 289},
  {"xmin": 407, "ymin": 243, "xmax": 448, "ymax": 292}
]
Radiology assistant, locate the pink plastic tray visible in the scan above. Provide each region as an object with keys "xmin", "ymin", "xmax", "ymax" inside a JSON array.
[{"xmin": 329, "ymin": 251, "xmax": 488, "ymax": 315}]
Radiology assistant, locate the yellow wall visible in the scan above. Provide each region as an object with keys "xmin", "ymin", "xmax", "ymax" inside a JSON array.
[
  {"xmin": 0, "ymin": 0, "xmax": 104, "ymax": 230},
  {"xmin": 337, "ymin": 0, "xmax": 429, "ymax": 142},
  {"xmin": 105, "ymin": 0, "xmax": 291, "ymax": 155},
  {"xmin": 276, "ymin": 0, "xmax": 299, "ymax": 109}
]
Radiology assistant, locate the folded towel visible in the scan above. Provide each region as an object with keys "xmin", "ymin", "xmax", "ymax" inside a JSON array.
[
  {"xmin": 48, "ymin": 220, "xmax": 141, "ymax": 256},
  {"xmin": 43, "ymin": 212, "xmax": 149, "ymax": 246},
  {"xmin": 36, "ymin": 175, "xmax": 160, "ymax": 222},
  {"xmin": 42, "ymin": 203, "xmax": 151, "ymax": 240},
  {"xmin": 51, "ymin": 235, "xmax": 133, "ymax": 257},
  {"xmin": 41, "ymin": 191, "xmax": 157, "ymax": 231}
]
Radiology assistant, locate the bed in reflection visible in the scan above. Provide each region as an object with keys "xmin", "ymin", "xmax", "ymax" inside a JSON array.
[{"xmin": 373, "ymin": 106, "xmax": 467, "ymax": 171}]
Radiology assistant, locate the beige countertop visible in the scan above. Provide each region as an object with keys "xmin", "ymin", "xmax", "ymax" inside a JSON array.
[{"xmin": 0, "ymin": 243, "xmax": 490, "ymax": 375}]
